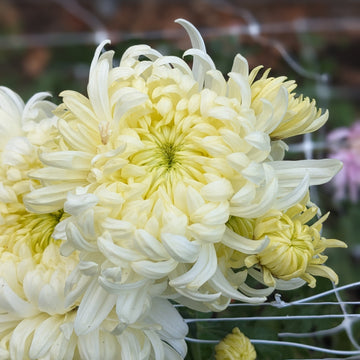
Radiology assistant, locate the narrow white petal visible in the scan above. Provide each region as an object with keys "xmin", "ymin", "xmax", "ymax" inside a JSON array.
[
  {"xmin": 239, "ymin": 283, "xmax": 274, "ymax": 297},
  {"xmin": 163, "ymin": 341, "xmax": 187, "ymax": 360},
  {"xmin": 0, "ymin": 183, "xmax": 17, "ymax": 203},
  {"xmin": 183, "ymin": 48, "xmax": 216, "ymax": 89},
  {"xmin": 24, "ymin": 183, "xmax": 84, "ymax": 213},
  {"xmin": 161, "ymin": 233, "xmax": 200, "ymax": 263},
  {"xmin": 50, "ymin": 327, "xmax": 77, "ymax": 360},
  {"xmin": 29, "ymin": 316, "xmax": 62, "ymax": 359},
  {"xmin": 116, "ymin": 285, "xmax": 150, "ymax": 324},
  {"xmin": 112, "ymin": 87, "xmax": 148, "ymax": 123},
  {"xmin": 188, "ymin": 223, "xmax": 225, "ymax": 243},
  {"xmin": 230, "ymin": 182, "xmax": 256, "ymax": 206},
  {"xmin": 155, "ymin": 56, "xmax": 193, "ymax": 76},
  {"xmin": 148, "ymin": 298, "xmax": 188, "ymax": 340},
  {"xmin": 275, "ymin": 173, "xmax": 309, "ymax": 210},
  {"xmin": 190, "ymin": 201, "xmax": 229, "ymax": 225},
  {"xmin": 228, "ymin": 72, "xmax": 251, "ymax": 108},
  {"xmin": 270, "ymin": 159, "xmax": 343, "ymax": 186},
  {"xmin": 39, "ymin": 150, "xmax": 93, "ymax": 170},
  {"xmin": 74, "ymin": 280, "xmax": 116, "ymax": 335},
  {"xmin": 0, "ymin": 86, "xmax": 24, "ymax": 118},
  {"xmin": 174, "ymin": 287, "xmax": 221, "ymax": 303},
  {"xmin": 64, "ymin": 269, "xmax": 92, "ymax": 308},
  {"xmin": 88, "ymin": 50, "xmax": 113, "ymax": 123},
  {"xmin": 186, "ymin": 186, "xmax": 205, "ymax": 215},
  {"xmin": 144, "ymin": 330, "xmax": 164, "ymax": 360},
  {"xmin": 109, "ymin": 66, "xmax": 135, "ymax": 83},
  {"xmin": 89, "ymin": 40, "xmax": 111, "ymax": 77},
  {"xmin": 204, "ymin": 69, "xmax": 227, "ymax": 95},
  {"xmin": 0, "ymin": 278, "xmax": 37, "ymax": 317},
  {"xmin": 134, "ymin": 229, "xmax": 169, "ymax": 260},
  {"xmin": 60, "ymin": 90, "xmax": 98, "ymax": 131},
  {"xmin": 64, "ymin": 191, "xmax": 98, "ymax": 216},
  {"xmin": 169, "ymin": 244, "xmax": 217, "ymax": 290},
  {"xmin": 175, "ymin": 19, "xmax": 206, "ymax": 52},
  {"xmin": 230, "ymin": 176, "xmax": 278, "ymax": 218},
  {"xmin": 29, "ymin": 167, "xmax": 88, "ymax": 182},
  {"xmin": 132, "ymin": 258, "xmax": 178, "ymax": 279},
  {"xmin": 222, "ymin": 228, "xmax": 269, "ymax": 254},
  {"xmin": 58, "ymin": 118, "xmax": 97, "ymax": 152},
  {"xmin": 66, "ymin": 222, "xmax": 97, "ymax": 253},
  {"xmin": 118, "ymin": 331, "xmax": 142, "ymax": 360},
  {"xmin": 121, "ymin": 44, "xmax": 163, "ymax": 62},
  {"xmin": 78, "ymin": 261, "xmax": 99, "ymax": 277},
  {"xmin": 274, "ymin": 277, "xmax": 307, "ymax": 290},
  {"xmin": 200, "ymin": 178, "xmax": 233, "ymax": 202},
  {"xmin": 102, "ymin": 218, "xmax": 134, "ymax": 240},
  {"xmin": 245, "ymin": 131, "xmax": 271, "ymax": 152},
  {"xmin": 209, "ymin": 268, "xmax": 266, "ymax": 303},
  {"xmin": 231, "ymin": 53, "xmax": 249, "ymax": 78},
  {"xmin": 10, "ymin": 315, "xmax": 47, "ymax": 360},
  {"xmin": 305, "ymin": 109, "xmax": 329, "ymax": 133},
  {"xmin": 99, "ymin": 275, "xmax": 148, "ymax": 294},
  {"xmin": 176, "ymin": 18, "xmax": 208, "ymax": 87},
  {"xmin": 78, "ymin": 329, "xmax": 100, "ymax": 360},
  {"xmin": 98, "ymin": 231, "xmax": 145, "ymax": 263}
]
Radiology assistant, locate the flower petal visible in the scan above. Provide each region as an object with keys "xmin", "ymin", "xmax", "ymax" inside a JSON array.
[{"xmin": 74, "ymin": 279, "xmax": 116, "ymax": 335}]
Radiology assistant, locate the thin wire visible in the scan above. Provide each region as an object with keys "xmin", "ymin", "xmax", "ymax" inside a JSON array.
[
  {"xmin": 185, "ymin": 313, "xmax": 360, "ymax": 324},
  {"xmin": 185, "ymin": 337, "xmax": 360, "ymax": 356}
]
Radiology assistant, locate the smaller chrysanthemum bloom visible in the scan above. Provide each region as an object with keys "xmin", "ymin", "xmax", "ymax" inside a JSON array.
[
  {"xmin": 0, "ymin": 210, "xmax": 79, "ymax": 359},
  {"xmin": 327, "ymin": 120, "xmax": 360, "ymax": 202},
  {"xmin": 0, "ymin": 211, "xmax": 188, "ymax": 360},
  {"xmin": 227, "ymin": 195, "xmax": 347, "ymax": 288},
  {"xmin": 0, "ymin": 86, "xmax": 57, "ymax": 223},
  {"xmin": 215, "ymin": 327, "xmax": 256, "ymax": 360}
]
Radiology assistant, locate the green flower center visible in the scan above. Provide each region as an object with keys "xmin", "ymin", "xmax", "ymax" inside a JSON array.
[
  {"xmin": 11, "ymin": 210, "xmax": 64, "ymax": 254},
  {"xmin": 157, "ymin": 141, "xmax": 181, "ymax": 171}
]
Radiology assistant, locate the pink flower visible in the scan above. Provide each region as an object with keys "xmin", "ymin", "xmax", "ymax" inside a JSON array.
[{"xmin": 327, "ymin": 121, "xmax": 360, "ymax": 202}]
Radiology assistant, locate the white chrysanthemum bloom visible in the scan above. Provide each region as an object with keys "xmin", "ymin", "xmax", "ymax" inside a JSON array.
[
  {"xmin": 0, "ymin": 86, "xmax": 57, "ymax": 224},
  {"xmin": 0, "ymin": 210, "xmax": 187, "ymax": 360},
  {"xmin": 24, "ymin": 19, "xmax": 341, "ymax": 315},
  {"xmin": 0, "ymin": 87, "xmax": 188, "ymax": 359}
]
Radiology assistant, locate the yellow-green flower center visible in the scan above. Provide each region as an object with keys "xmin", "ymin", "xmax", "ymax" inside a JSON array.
[
  {"xmin": 132, "ymin": 129, "xmax": 185, "ymax": 174},
  {"xmin": 1, "ymin": 211, "xmax": 63, "ymax": 255}
]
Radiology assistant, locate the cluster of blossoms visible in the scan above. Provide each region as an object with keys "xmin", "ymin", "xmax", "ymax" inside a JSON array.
[
  {"xmin": 327, "ymin": 120, "xmax": 360, "ymax": 203},
  {"xmin": 0, "ymin": 19, "xmax": 346, "ymax": 359}
]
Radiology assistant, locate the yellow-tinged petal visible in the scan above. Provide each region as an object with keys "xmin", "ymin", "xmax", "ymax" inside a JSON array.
[
  {"xmin": 228, "ymin": 195, "xmax": 346, "ymax": 288},
  {"xmin": 215, "ymin": 327, "xmax": 256, "ymax": 360}
]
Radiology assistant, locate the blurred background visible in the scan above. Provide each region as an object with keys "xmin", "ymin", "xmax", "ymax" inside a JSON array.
[{"xmin": 0, "ymin": 0, "xmax": 359, "ymax": 358}]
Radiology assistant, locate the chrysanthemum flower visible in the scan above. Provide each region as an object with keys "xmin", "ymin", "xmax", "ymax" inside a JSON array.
[
  {"xmin": 227, "ymin": 194, "xmax": 347, "ymax": 288},
  {"xmin": 327, "ymin": 120, "xmax": 360, "ymax": 202},
  {"xmin": 215, "ymin": 327, "xmax": 256, "ymax": 360},
  {"xmin": 24, "ymin": 19, "xmax": 342, "ymax": 317},
  {"xmin": 0, "ymin": 88, "xmax": 188, "ymax": 359},
  {"xmin": 0, "ymin": 86, "xmax": 57, "ymax": 224},
  {"xmin": 0, "ymin": 242, "xmax": 187, "ymax": 359}
]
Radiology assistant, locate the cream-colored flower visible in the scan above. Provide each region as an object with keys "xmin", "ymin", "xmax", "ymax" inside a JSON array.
[
  {"xmin": 0, "ymin": 87, "xmax": 188, "ymax": 359},
  {"xmin": 248, "ymin": 66, "xmax": 328, "ymax": 141},
  {"xmin": 24, "ymin": 20, "xmax": 341, "ymax": 315},
  {"xmin": 0, "ymin": 87, "xmax": 57, "ymax": 224},
  {"xmin": 0, "ymin": 206, "xmax": 188, "ymax": 360},
  {"xmin": 215, "ymin": 327, "xmax": 256, "ymax": 360},
  {"xmin": 227, "ymin": 194, "xmax": 347, "ymax": 288}
]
